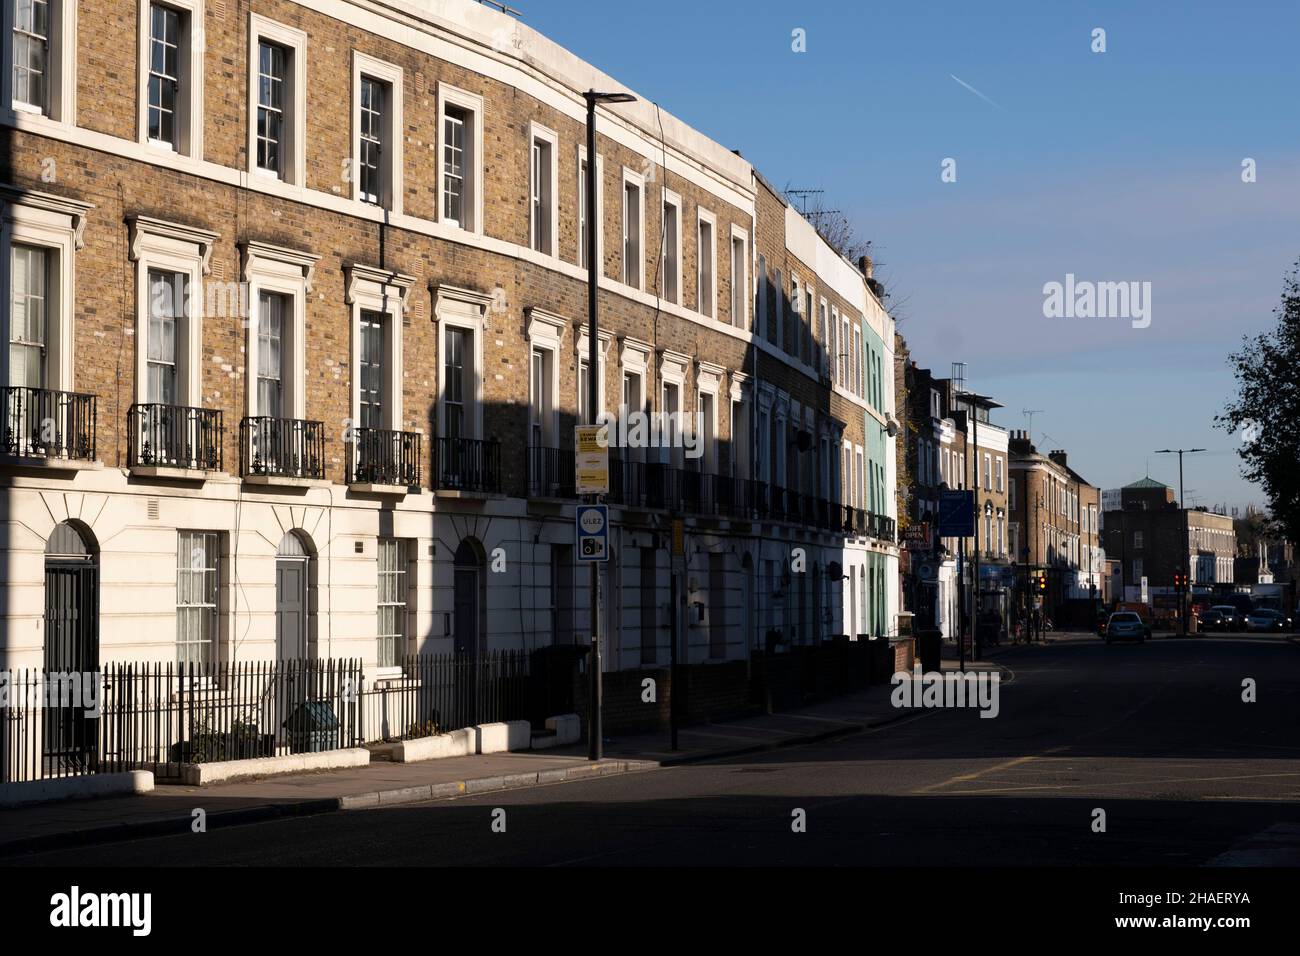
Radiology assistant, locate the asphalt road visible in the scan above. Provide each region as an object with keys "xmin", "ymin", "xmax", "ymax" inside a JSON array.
[{"xmin": 12, "ymin": 635, "xmax": 1300, "ymax": 866}]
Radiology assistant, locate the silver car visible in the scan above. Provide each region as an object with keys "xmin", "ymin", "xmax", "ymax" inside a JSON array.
[{"xmin": 1105, "ymin": 611, "xmax": 1149, "ymax": 644}]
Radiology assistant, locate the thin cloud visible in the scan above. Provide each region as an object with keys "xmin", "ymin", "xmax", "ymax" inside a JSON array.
[{"xmin": 949, "ymin": 73, "xmax": 1005, "ymax": 111}]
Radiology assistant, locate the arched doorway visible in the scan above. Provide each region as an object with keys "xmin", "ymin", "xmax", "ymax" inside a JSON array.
[
  {"xmin": 43, "ymin": 521, "xmax": 99, "ymax": 771},
  {"xmin": 275, "ymin": 531, "xmax": 314, "ymax": 660}
]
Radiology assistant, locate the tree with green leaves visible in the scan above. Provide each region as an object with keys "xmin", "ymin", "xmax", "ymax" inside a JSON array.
[{"xmin": 1217, "ymin": 260, "xmax": 1300, "ymax": 542}]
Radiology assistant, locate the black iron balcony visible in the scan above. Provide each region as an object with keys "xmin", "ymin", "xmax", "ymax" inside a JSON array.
[
  {"xmin": 349, "ymin": 428, "xmax": 422, "ymax": 487},
  {"xmin": 609, "ymin": 455, "xmax": 674, "ymax": 510},
  {"xmin": 810, "ymin": 497, "xmax": 833, "ymax": 530},
  {"xmin": 128, "ymin": 403, "xmax": 223, "ymax": 471},
  {"xmin": 711, "ymin": 473, "xmax": 754, "ymax": 518},
  {"xmin": 435, "ymin": 436, "xmax": 499, "ymax": 493},
  {"xmin": 3, "ymin": 386, "xmax": 96, "ymax": 462},
  {"xmin": 678, "ymin": 467, "xmax": 705, "ymax": 513},
  {"xmin": 843, "ymin": 505, "xmax": 866, "ymax": 535},
  {"xmin": 526, "ymin": 444, "xmax": 575, "ymax": 498},
  {"xmin": 867, "ymin": 512, "xmax": 897, "ymax": 542},
  {"xmin": 240, "ymin": 417, "xmax": 326, "ymax": 480}
]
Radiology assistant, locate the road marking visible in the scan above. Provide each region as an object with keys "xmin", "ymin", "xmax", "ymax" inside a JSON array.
[
  {"xmin": 935, "ymin": 767, "xmax": 1300, "ymax": 796},
  {"xmin": 914, "ymin": 746, "xmax": 1069, "ymax": 793}
]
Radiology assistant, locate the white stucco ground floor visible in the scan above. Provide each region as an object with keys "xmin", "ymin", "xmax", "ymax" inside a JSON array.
[{"xmin": 0, "ymin": 468, "xmax": 899, "ymax": 675}]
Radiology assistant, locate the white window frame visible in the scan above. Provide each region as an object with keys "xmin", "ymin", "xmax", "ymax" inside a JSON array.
[
  {"xmin": 659, "ymin": 349, "xmax": 689, "ymax": 466},
  {"xmin": 576, "ymin": 144, "xmax": 604, "ymax": 270},
  {"xmin": 351, "ymin": 52, "xmax": 403, "ymax": 213},
  {"xmin": 790, "ymin": 273, "xmax": 802, "ymax": 358},
  {"xmin": 241, "ymin": 241, "xmax": 317, "ymax": 420},
  {"xmin": 437, "ymin": 83, "xmax": 483, "ymax": 233},
  {"xmin": 729, "ymin": 224, "xmax": 748, "ymax": 330},
  {"xmin": 0, "ymin": 187, "xmax": 88, "ymax": 392},
  {"xmin": 619, "ymin": 337, "xmax": 650, "ymax": 462},
  {"xmin": 818, "ymin": 297, "xmax": 829, "ymax": 375},
  {"xmin": 176, "ymin": 529, "xmax": 222, "ymax": 667},
  {"xmin": 376, "ymin": 536, "xmax": 410, "ymax": 669},
  {"xmin": 528, "ymin": 121, "xmax": 558, "ymax": 257},
  {"xmin": 853, "ymin": 325, "xmax": 862, "ymax": 396},
  {"xmin": 137, "ymin": 0, "xmax": 204, "ymax": 156},
  {"xmin": 696, "ymin": 363, "xmax": 723, "ymax": 473},
  {"xmin": 696, "ymin": 207, "xmax": 716, "ymax": 319},
  {"xmin": 345, "ymin": 263, "xmax": 413, "ymax": 433},
  {"xmin": 620, "ymin": 166, "xmax": 644, "ymax": 290},
  {"xmin": 433, "ymin": 283, "xmax": 491, "ymax": 440},
  {"xmin": 128, "ymin": 215, "xmax": 216, "ymax": 407},
  {"xmin": 660, "ymin": 188, "xmax": 681, "ymax": 305},
  {"xmin": 247, "ymin": 14, "xmax": 306, "ymax": 185},
  {"xmin": 577, "ymin": 327, "xmax": 613, "ymax": 424},
  {"xmin": 3, "ymin": 0, "xmax": 75, "ymax": 121},
  {"xmin": 774, "ymin": 268, "xmax": 784, "ymax": 349},
  {"xmin": 755, "ymin": 252, "xmax": 766, "ymax": 336},
  {"xmin": 730, "ymin": 373, "xmax": 751, "ymax": 478},
  {"xmin": 525, "ymin": 306, "xmax": 566, "ymax": 447},
  {"xmin": 855, "ymin": 446, "xmax": 865, "ymax": 510}
]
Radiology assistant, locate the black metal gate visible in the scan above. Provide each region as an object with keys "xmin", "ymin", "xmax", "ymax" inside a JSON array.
[{"xmin": 43, "ymin": 561, "xmax": 100, "ymax": 773}]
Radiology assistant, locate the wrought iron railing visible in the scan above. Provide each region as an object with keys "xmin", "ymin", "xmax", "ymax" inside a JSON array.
[
  {"xmin": 240, "ymin": 416, "xmax": 325, "ymax": 479},
  {"xmin": 0, "ymin": 658, "xmax": 362, "ymax": 784},
  {"xmin": 435, "ymin": 436, "xmax": 500, "ymax": 493},
  {"xmin": 357, "ymin": 651, "xmax": 531, "ymax": 742},
  {"xmin": 127, "ymin": 403, "xmax": 223, "ymax": 471},
  {"xmin": 2, "ymin": 386, "xmax": 96, "ymax": 462},
  {"xmin": 526, "ymin": 445, "xmax": 575, "ymax": 498},
  {"xmin": 348, "ymin": 427, "xmax": 422, "ymax": 487}
]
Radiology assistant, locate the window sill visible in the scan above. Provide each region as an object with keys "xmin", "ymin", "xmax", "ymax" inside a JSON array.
[
  {"xmin": 0, "ymin": 455, "xmax": 102, "ymax": 472},
  {"xmin": 349, "ymin": 482, "xmax": 419, "ymax": 496},
  {"xmin": 243, "ymin": 474, "xmax": 334, "ymax": 489},
  {"xmin": 433, "ymin": 488, "xmax": 504, "ymax": 500},
  {"xmin": 130, "ymin": 465, "xmax": 226, "ymax": 482}
]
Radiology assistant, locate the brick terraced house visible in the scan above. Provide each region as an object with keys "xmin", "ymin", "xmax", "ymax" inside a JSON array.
[{"xmin": 0, "ymin": 0, "xmax": 899, "ymax": 686}]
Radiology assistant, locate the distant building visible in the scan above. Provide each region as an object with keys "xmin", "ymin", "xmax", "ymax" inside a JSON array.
[
  {"xmin": 1102, "ymin": 478, "xmax": 1236, "ymax": 602},
  {"xmin": 903, "ymin": 362, "xmax": 1012, "ymax": 640},
  {"xmin": 1008, "ymin": 432, "xmax": 1103, "ymax": 626}
]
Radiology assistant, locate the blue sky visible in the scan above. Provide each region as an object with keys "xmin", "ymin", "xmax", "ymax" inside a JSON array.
[{"xmin": 523, "ymin": 0, "xmax": 1300, "ymax": 510}]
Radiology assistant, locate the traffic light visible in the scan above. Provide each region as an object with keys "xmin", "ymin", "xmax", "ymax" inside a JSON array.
[{"xmin": 1036, "ymin": 574, "xmax": 1047, "ymax": 593}]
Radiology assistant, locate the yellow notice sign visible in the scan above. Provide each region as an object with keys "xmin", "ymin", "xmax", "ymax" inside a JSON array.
[{"xmin": 575, "ymin": 424, "xmax": 609, "ymax": 495}]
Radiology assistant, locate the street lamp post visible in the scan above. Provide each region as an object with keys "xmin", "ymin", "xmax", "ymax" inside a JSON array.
[
  {"xmin": 1155, "ymin": 447, "xmax": 1205, "ymax": 637},
  {"xmin": 583, "ymin": 89, "xmax": 636, "ymax": 762}
]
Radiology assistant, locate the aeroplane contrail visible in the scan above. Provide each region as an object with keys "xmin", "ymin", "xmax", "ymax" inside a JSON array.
[{"xmin": 949, "ymin": 73, "xmax": 1005, "ymax": 111}]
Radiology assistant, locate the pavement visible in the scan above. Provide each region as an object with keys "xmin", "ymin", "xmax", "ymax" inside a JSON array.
[
  {"xmin": 8, "ymin": 635, "xmax": 1296, "ymax": 867},
  {"xmin": 0, "ymin": 657, "xmax": 1001, "ymax": 859}
]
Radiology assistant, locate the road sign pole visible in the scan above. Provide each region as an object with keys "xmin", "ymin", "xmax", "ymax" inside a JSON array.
[
  {"xmin": 669, "ymin": 567, "xmax": 679, "ymax": 750},
  {"xmin": 958, "ymin": 538, "xmax": 966, "ymax": 671}
]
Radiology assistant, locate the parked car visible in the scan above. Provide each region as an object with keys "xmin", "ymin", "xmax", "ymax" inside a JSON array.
[
  {"xmin": 1246, "ymin": 608, "xmax": 1293, "ymax": 633},
  {"xmin": 1105, "ymin": 611, "xmax": 1149, "ymax": 644},
  {"xmin": 1209, "ymin": 605, "xmax": 1246, "ymax": 631}
]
